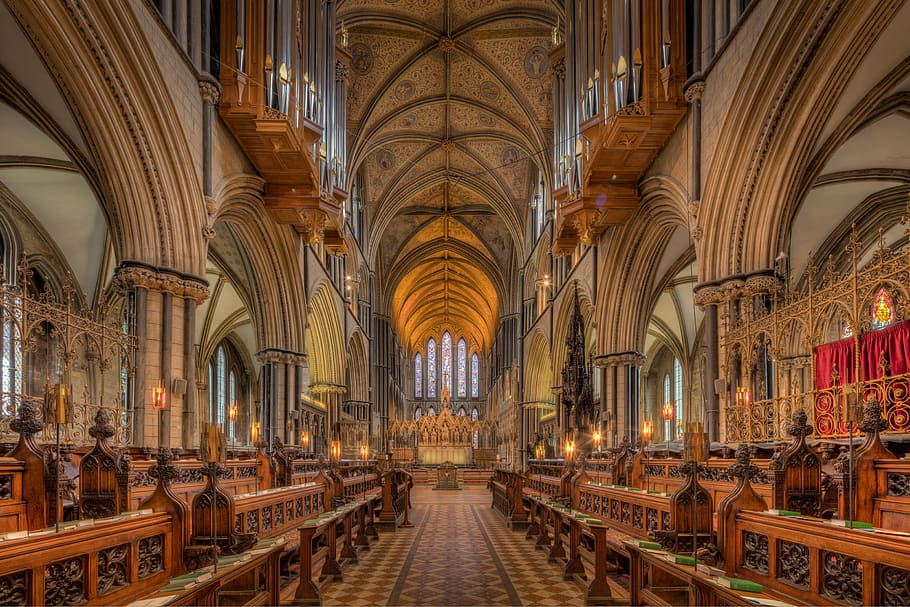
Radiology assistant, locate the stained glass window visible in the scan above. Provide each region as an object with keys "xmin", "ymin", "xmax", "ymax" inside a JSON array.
[
  {"xmin": 471, "ymin": 353, "xmax": 479, "ymax": 398},
  {"xmin": 674, "ymin": 359, "xmax": 683, "ymax": 433},
  {"xmin": 427, "ymin": 338, "xmax": 436, "ymax": 398},
  {"xmin": 228, "ymin": 371, "xmax": 236, "ymax": 440},
  {"xmin": 458, "ymin": 406, "xmax": 466, "ymax": 416},
  {"xmin": 414, "ymin": 353, "xmax": 423, "ymax": 397},
  {"xmin": 215, "ymin": 347, "xmax": 226, "ymax": 427},
  {"xmin": 415, "ymin": 407, "xmax": 422, "ymax": 420},
  {"xmin": 471, "ymin": 407, "xmax": 478, "ymax": 421},
  {"xmin": 842, "ymin": 324, "xmax": 853, "ymax": 338},
  {"xmin": 428, "ymin": 406, "xmax": 436, "ymax": 416},
  {"xmin": 442, "ymin": 331, "xmax": 452, "ymax": 393},
  {"xmin": 457, "ymin": 338, "xmax": 467, "ymax": 397},
  {"xmin": 472, "ymin": 408, "xmax": 479, "ymax": 448},
  {"xmin": 872, "ymin": 288, "xmax": 894, "ymax": 330}
]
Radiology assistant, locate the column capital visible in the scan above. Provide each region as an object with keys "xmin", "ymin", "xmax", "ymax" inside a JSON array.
[
  {"xmin": 593, "ymin": 351, "xmax": 646, "ymax": 368},
  {"xmin": 198, "ymin": 74, "xmax": 221, "ymax": 105},
  {"xmin": 112, "ymin": 261, "xmax": 209, "ymax": 303},
  {"xmin": 684, "ymin": 79, "xmax": 705, "ymax": 103},
  {"xmin": 256, "ymin": 348, "xmax": 307, "ymax": 365}
]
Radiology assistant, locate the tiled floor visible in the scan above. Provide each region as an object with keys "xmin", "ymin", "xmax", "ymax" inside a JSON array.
[{"xmin": 284, "ymin": 486, "xmax": 624, "ymax": 607}]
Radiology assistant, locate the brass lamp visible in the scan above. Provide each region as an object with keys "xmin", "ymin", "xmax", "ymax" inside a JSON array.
[{"xmin": 151, "ymin": 380, "xmax": 167, "ymax": 411}]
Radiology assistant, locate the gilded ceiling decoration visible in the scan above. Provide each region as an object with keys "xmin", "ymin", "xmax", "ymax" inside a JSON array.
[{"xmin": 339, "ymin": 0, "xmax": 558, "ymax": 353}]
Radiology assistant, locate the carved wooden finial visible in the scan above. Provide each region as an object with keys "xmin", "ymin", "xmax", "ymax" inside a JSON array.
[
  {"xmin": 859, "ymin": 397, "xmax": 888, "ymax": 434},
  {"xmin": 10, "ymin": 400, "xmax": 43, "ymax": 437},
  {"xmin": 88, "ymin": 408, "xmax": 116, "ymax": 441},
  {"xmin": 149, "ymin": 447, "xmax": 179, "ymax": 485},
  {"xmin": 786, "ymin": 408, "xmax": 813, "ymax": 439},
  {"xmin": 728, "ymin": 443, "xmax": 759, "ymax": 481}
]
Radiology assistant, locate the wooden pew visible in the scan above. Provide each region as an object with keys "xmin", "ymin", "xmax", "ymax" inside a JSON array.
[
  {"xmin": 727, "ymin": 510, "xmax": 910, "ymax": 605},
  {"xmin": 78, "ymin": 409, "xmax": 131, "ymax": 519},
  {"xmin": 0, "ymin": 456, "xmax": 26, "ymax": 532},
  {"xmin": 129, "ymin": 458, "xmax": 260, "ymax": 509},
  {"xmin": 638, "ymin": 454, "xmax": 773, "ymax": 507},
  {"xmin": 378, "ymin": 468, "xmax": 412, "ymax": 529},
  {"xmin": 519, "ymin": 493, "xmax": 620, "ymax": 605},
  {"xmin": 0, "ymin": 511, "xmax": 175, "ymax": 606},
  {"xmin": 490, "ymin": 469, "xmax": 529, "ymax": 528}
]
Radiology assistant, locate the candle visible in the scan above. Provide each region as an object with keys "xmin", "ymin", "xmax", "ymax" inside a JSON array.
[{"xmin": 54, "ymin": 383, "xmax": 67, "ymax": 424}]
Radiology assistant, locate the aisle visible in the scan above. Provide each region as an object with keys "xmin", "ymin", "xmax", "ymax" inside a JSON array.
[{"xmin": 319, "ymin": 485, "xmax": 589, "ymax": 606}]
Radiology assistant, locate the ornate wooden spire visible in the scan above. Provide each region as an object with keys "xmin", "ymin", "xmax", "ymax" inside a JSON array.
[{"xmin": 561, "ymin": 283, "xmax": 595, "ymax": 440}]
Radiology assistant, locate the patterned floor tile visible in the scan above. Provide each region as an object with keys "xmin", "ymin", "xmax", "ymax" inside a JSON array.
[{"xmin": 282, "ymin": 486, "xmax": 627, "ymax": 606}]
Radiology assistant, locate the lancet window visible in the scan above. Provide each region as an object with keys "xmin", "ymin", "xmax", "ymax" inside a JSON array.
[
  {"xmin": 442, "ymin": 331, "xmax": 452, "ymax": 393},
  {"xmin": 414, "ymin": 352, "xmax": 422, "ymax": 398},
  {"xmin": 427, "ymin": 337, "xmax": 436, "ymax": 398},
  {"xmin": 471, "ymin": 353, "xmax": 479, "ymax": 398},
  {"xmin": 457, "ymin": 338, "xmax": 467, "ymax": 398}
]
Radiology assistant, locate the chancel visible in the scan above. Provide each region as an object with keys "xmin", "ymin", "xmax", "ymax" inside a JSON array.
[{"xmin": 0, "ymin": 1, "xmax": 909, "ymax": 606}]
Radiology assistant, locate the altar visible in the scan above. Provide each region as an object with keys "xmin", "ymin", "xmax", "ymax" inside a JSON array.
[{"xmin": 419, "ymin": 446, "xmax": 472, "ymax": 466}]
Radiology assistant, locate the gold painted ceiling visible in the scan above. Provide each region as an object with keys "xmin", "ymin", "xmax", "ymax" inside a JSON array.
[{"xmin": 339, "ymin": 0, "xmax": 558, "ymax": 354}]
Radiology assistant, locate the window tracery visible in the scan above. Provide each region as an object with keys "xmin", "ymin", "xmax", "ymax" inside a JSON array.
[{"xmin": 457, "ymin": 338, "xmax": 466, "ymax": 398}]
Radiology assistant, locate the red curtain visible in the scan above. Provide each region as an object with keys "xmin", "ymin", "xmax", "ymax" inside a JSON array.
[
  {"xmin": 814, "ymin": 336, "xmax": 855, "ymax": 389},
  {"xmin": 861, "ymin": 320, "xmax": 910, "ymax": 380},
  {"xmin": 814, "ymin": 320, "xmax": 910, "ymax": 388},
  {"xmin": 813, "ymin": 321, "xmax": 910, "ymax": 435}
]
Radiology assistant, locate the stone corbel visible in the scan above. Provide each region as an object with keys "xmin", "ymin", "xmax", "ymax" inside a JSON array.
[{"xmin": 297, "ymin": 208, "xmax": 328, "ymax": 245}]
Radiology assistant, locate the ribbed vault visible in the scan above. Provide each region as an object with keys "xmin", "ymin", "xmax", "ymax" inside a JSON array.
[{"xmin": 339, "ymin": 0, "xmax": 558, "ymax": 354}]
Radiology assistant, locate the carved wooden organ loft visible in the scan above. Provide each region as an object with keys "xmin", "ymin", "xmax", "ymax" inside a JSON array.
[
  {"xmin": 552, "ymin": 0, "xmax": 688, "ymax": 254},
  {"xmin": 218, "ymin": 0, "xmax": 349, "ymax": 252}
]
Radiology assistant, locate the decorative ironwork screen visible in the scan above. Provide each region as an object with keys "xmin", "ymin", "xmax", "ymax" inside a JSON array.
[
  {"xmin": 0, "ymin": 260, "xmax": 136, "ymax": 446},
  {"xmin": 722, "ymin": 219, "xmax": 910, "ymax": 441}
]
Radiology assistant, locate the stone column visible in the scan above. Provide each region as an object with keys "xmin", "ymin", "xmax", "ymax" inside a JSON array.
[
  {"xmin": 113, "ymin": 263, "xmax": 208, "ymax": 449},
  {"xmin": 694, "ymin": 284, "xmax": 723, "ymax": 443},
  {"xmin": 257, "ymin": 349, "xmax": 307, "ymax": 448},
  {"xmin": 594, "ymin": 352, "xmax": 645, "ymax": 447}
]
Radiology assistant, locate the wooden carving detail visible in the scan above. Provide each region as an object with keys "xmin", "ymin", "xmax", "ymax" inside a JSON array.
[
  {"xmin": 80, "ymin": 409, "xmax": 132, "ymax": 519},
  {"xmin": 777, "ymin": 540, "xmax": 810, "ymax": 589},
  {"xmin": 821, "ymin": 551, "xmax": 863, "ymax": 605},
  {"xmin": 742, "ymin": 531, "xmax": 769, "ymax": 575},
  {"xmin": 44, "ymin": 556, "xmax": 86, "ymax": 606},
  {"xmin": 0, "ymin": 570, "xmax": 29, "ymax": 606},
  {"xmin": 772, "ymin": 409, "xmax": 822, "ymax": 516},
  {"xmin": 717, "ymin": 444, "xmax": 767, "ymax": 570},
  {"xmin": 96, "ymin": 543, "xmax": 129, "ymax": 596},
  {"xmin": 138, "ymin": 534, "xmax": 165, "ymax": 579},
  {"xmin": 880, "ymin": 565, "xmax": 910, "ymax": 606}
]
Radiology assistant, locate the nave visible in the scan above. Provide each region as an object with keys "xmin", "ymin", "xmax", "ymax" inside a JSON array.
[{"xmin": 293, "ymin": 486, "xmax": 598, "ymax": 607}]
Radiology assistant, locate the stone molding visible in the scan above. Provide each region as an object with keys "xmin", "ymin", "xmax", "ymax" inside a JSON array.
[
  {"xmin": 593, "ymin": 351, "xmax": 646, "ymax": 368},
  {"xmin": 256, "ymin": 349, "xmax": 307, "ymax": 365},
  {"xmin": 113, "ymin": 262, "xmax": 209, "ymax": 303}
]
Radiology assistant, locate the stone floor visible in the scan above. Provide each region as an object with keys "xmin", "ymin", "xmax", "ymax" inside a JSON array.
[{"xmin": 283, "ymin": 485, "xmax": 627, "ymax": 606}]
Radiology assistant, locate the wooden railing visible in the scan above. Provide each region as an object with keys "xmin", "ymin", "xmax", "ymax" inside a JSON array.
[
  {"xmin": 639, "ymin": 456, "xmax": 773, "ymax": 506},
  {"xmin": 576, "ymin": 483, "xmax": 673, "ymax": 541},
  {"xmin": 0, "ymin": 512, "xmax": 174, "ymax": 606},
  {"xmin": 232, "ymin": 483, "xmax": 327, "ymax": 541},
  {"xmin": 128, "ymin": 458, "xmax": 260, "ymax": 509},
  {"xmin": 730, "ymin": 510, "xmax": 910, "ymax": 605}
]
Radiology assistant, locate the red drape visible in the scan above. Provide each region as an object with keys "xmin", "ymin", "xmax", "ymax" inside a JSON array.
[
  {"xmin": 814, "ymin": 320, "xmax": 910, "ymax": 388},
  {"xmin": 814, "ymin": 320, "xmax": 910, "ymax": 435}
]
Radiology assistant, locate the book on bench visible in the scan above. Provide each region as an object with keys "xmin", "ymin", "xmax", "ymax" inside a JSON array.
[{"xmin": 713, "ymin": 576, "xmax": 764, "ymax": 593}]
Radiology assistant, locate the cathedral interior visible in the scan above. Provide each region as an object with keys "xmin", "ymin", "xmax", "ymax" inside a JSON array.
[{"xmin": 1, "ymin": 1, "xmax": 909, "ymax": 606}]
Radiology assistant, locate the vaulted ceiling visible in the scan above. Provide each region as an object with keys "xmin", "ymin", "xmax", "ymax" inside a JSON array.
[{"xmin": 339, "ymin": 0, "xmax": 559, "ymax": 354}]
